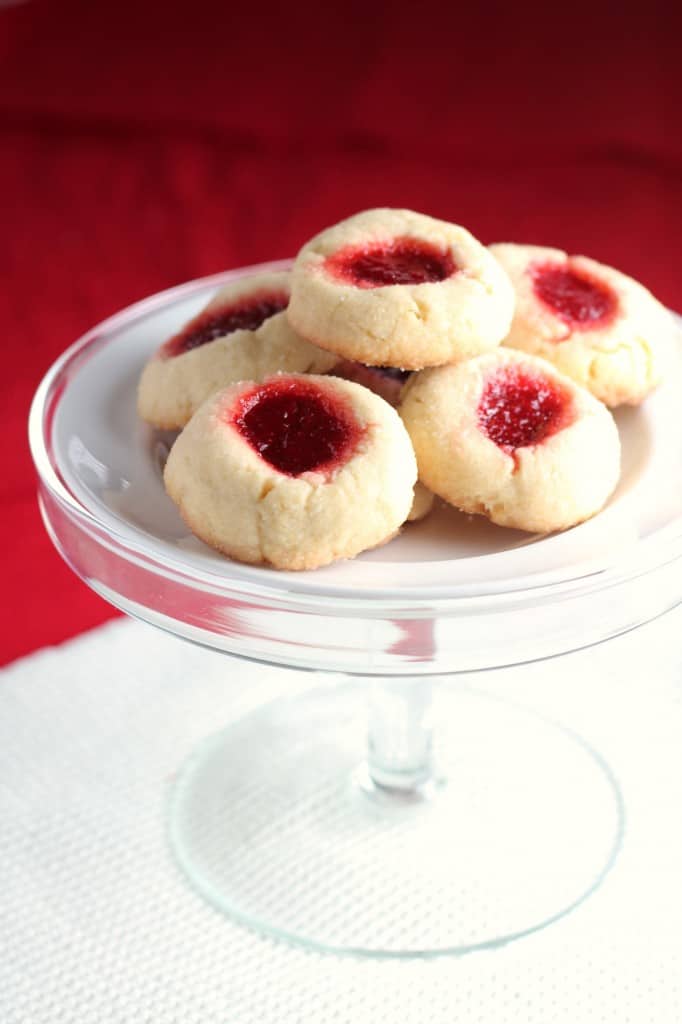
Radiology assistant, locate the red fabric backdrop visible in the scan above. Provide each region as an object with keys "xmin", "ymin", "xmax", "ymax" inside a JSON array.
[{"xmin": 2, "ymin": 0, "xmax": 681, "ymax": 664}]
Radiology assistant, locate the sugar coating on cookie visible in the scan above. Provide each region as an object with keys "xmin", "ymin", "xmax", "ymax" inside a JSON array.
[
  {"xmin": 400, "ymin": 349, "xmax": 621, "ymax": 533},
  {"xmin": 164, "ymin": 374, "xmax": 418, "ymax": 570},
  {"xmin": 138, "ymin": 271, "xmax": 337, "ymax": 429},
  {"xmin": 288, "ymin": 209, "xmax": 515, "ymax": 370},
  {"xmin": 490, "ymin": 243, "xmax": 673, "ymax": 407}
]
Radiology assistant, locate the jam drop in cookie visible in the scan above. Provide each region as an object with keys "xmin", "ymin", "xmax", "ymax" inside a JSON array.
[
  {"xmin": 400, "ymin": 349, "xmax": 620, "ymax": 533},
  {"xmin": 138, "ymin": 271, "xmax": 336, "ymax": 429},
  {"xmin": 490, "ymin": 243, "xmax": 673, "ymax": 407},
  {"xmin": 164, "ymin": 374, "xmax": 417, "ymax": 570},
  {"xmin": 288, "ymin": 209, "xmax": 515, "ymax": 370}
]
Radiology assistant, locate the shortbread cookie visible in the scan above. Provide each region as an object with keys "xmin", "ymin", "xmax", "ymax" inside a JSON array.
[
  {"xmin": 406, "ymin": 481, "xmax": 435, "ymax": 522},
  {"xmin": 326, "ymin": 361, "xmax": 435, "ymax": 522},
  {"xmin": 138, "ymin": 271, "xmax": 336, "ymax": 429},
  {"xmin": 400, "ymin": 349, "xmax": 620, "ymax": 533},
  {"xmin": 327, "ymin": 360, "xmax": 411, "ymax": 407},
  {"xmin": 164, "ymin": 374, "xmax": 418, "ymax": 570},
  {"xmin": 288, "ymin": 208, "xmax": 515, "ymax": 369},
  {"xmin": 490, "ymin": 243, "xmax": 672, "ymax": 406},
  {"xmin": 313, "ymin": 240, "xmax": 488, "ymax": 527}
]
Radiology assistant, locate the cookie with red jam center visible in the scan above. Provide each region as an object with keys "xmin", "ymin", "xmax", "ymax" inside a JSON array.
[
  {"xmin": 400, "ymin": 349, "xmax": 620, "ymax": 533},
  {"xmin": 489, "ymin": 243, "xmax": 673, "ymax": 407},
  {"xmin": 288, "ymin": 209, "xmax": 515, "ymax": 370},
  {"xmin": 138, "ymin": 271, "xmax": 336, "ymax": 429},
  {"xmin": 163, "ymin": 374, "xmax": 417, "ymax": 570}
]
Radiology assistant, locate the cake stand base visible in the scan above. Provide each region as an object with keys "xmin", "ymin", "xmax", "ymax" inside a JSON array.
[{"xmin": 168, "ymin": 680, "xmax": 624, "ymax": 957}]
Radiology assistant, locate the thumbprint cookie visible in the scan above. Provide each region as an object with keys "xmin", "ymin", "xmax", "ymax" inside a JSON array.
[
  {"xmin": 400, "ymin": 349, "xmax": 620, "ymax": 533},
  {"xmin": 325, "ymin": 360, "xmax": 434, "ymax": 522},
  {"xmin": 288, "ymin": 208, "xmax": 515, "ymax": 369},
  {"xmin": 138, "ymin": 271, "xmax": 336, "ymax": 429},
  {"xmin": 406, "ymin": 481, "xmax": 435, "ymax": 523},
  {"xmin": 164, "ymin": 373, "xmax": 417, "ymax": 570},
  {"xmin": 490, "ymin": 243, "xmax": 672, "ymax": 407},
  {"xmin": 326, "ymin": 361, "xmax": 412, "ymax": 407}
]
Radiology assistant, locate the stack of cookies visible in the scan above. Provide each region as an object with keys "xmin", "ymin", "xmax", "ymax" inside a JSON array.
[{"xmin": 138, "ymin": 208, "xmax": 672, "ymax": 570}]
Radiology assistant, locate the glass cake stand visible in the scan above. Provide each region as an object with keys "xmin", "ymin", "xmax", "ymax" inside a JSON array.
[{"xmin": 29, "ymin": 261, "xmax": 682, "ymax": 957}]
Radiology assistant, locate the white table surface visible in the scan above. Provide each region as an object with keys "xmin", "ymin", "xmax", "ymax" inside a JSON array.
[{"xmin": 2, "ymin": 606, "xmax": 681, "ymax": 1023}]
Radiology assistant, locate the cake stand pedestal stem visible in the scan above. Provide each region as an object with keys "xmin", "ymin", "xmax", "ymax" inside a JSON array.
[{"xmin": 365, "ymin": 676, "xmax": 436, "ymax": 793}]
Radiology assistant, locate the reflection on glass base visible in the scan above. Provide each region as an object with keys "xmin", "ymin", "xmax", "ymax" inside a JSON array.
[{"xmin": 168, "ymin": 682, "xmax": 624, "ymax": 958}]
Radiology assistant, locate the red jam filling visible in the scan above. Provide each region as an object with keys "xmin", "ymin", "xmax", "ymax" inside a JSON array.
[
  {"xmin": 162, "ymin": 290, "xmax": 288, "ymax": 358},
  {"xmin": 531, "ymin": 263, "xmax": 618, "ymax": 329},
  {"xmin": 478, "ymin": 365, "xmax": 574, "ymax": 453},
  {"xmin": 233, "ymin": 378, "xmax": 364, "ymax": 477},
  {"xmin": 325, "ymin": 237, "xmax": 456, "ymax": 288}
]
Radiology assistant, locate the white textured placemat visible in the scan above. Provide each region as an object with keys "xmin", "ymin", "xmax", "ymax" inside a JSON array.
[{"xmin": 1, "ymin": 608, "xmax": 681, "ymax": 1024}]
